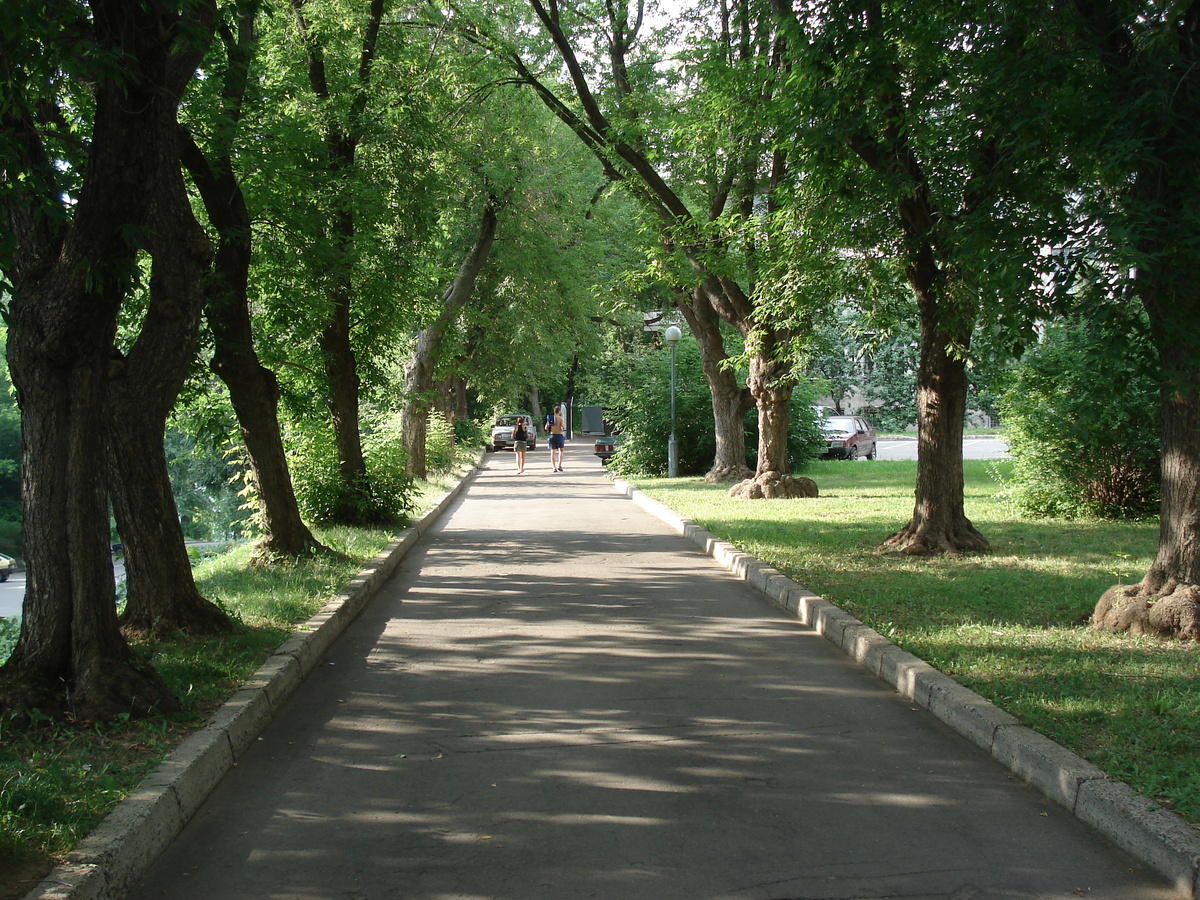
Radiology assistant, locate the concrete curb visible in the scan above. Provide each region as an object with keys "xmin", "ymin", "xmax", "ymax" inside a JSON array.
[
  {"xmin": 612, "ymin": 477, "xmax": 1200, "ymax": 899},
  {"xmin": 23, "ymin": 454, "xmax": 484, "ymax": 900}
]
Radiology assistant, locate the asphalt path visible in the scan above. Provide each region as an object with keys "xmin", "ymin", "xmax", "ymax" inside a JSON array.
[{"xmin": 124, "ymin": 442, "xmax": 1176, "ymax": 900}]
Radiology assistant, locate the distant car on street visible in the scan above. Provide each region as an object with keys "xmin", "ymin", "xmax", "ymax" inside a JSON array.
[
  {"xmin": 490, "ymin": 414, "xmax": 537, "ymax": 452},
  {"xmin": 821, "ymin": 415, "xmax": 877, "ymax": 460},
  {"xmin": 0, "ymin": 553, "xmax": 15, "ymax": 582}
]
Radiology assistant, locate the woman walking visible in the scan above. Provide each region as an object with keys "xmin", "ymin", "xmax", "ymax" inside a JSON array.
[{"xmin": 512, "ymin": 417, "xmax": 530, "ymax": 474}]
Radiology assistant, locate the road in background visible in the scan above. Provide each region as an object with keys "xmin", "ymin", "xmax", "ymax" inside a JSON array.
[
  {"xmin": 876, "ymin": 436, "xmax": 1010, "ymax": 461},
  {"xmin": 1, "ymin": 559, "xmax": 126, "ymax": 619}
]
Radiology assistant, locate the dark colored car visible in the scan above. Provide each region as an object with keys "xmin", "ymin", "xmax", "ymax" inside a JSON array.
[
  {"xmin": 821, "ymin": 415, "xmax": 877, "ymax": 460},
  {"xmin": 593, "ymin": 434, "xmax": 622, "ymax": 463}
]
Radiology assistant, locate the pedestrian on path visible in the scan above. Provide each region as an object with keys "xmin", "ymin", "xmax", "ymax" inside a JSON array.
[
  {"xmin": 548, "ymin": 404, "xmax": 565, "ymax": 472},
  {"xmin": 511, "ymin": 417, "xmax": 530, "ymax": 474}
]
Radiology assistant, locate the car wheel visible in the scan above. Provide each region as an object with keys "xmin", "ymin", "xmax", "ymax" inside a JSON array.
[
  {"xmin": 867, "ymin": 443, "xmax": 877, "ymax": 460},
  {"xmin": 848, "ymin": 445, "xmax": 859, "ymax": 461},
  {"xmin": 0, "ymin": 573, "xmax": 7, "ymax": 582}
]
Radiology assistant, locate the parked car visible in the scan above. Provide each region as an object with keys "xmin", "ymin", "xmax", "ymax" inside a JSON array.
[
  {"xmin": 593, "ymin": 434, "xmax": 622, "ymax": 464},
  {"xmin": 821, "ymin": 415, "xmax": 877, "ymax": 460},
  {"xmin": 0, "ymin": 553, "xmax": 15, "ymax": 582},
  {"xmin": 490, "ymin": 414, "xmax": 537, "ymax": 452}
]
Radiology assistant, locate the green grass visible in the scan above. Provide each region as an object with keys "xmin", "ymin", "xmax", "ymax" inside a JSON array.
[
  {"xmin": 0, "ymin": 470, "xmax": 467, "ymax": 881},
  {"xmin": 634, "ymin": 459, "xmax": 1200, "ymax": 825}
]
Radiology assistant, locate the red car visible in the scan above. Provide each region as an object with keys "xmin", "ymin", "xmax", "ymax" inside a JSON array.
[{"xmin": 821, "ymin": 416, "xmax": 877, "ymax": 460}]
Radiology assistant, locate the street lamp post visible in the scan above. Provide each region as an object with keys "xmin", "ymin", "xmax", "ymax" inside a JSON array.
[{"xmin": 664, "ymin": 324, "xmax": 682, "ymax": 478}]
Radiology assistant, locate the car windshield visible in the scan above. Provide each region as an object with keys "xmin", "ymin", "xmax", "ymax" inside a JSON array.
[
  {"xmin": 824, "ymin": 417, "xmax": 857, "ymax": 432},
  {"xmin": 495, "ymin": 416, "xmax": 524, "ymax": 427}
]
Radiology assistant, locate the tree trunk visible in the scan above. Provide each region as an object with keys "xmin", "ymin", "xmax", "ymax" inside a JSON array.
[
  {"xmin": 729, "ymin": 330, "xmax": 818, "ymax": 500},
  {"xmin": 176, "ymin": 11, "xmax": 327, "ymax": 560},
  {"xmin": 402, "ymin": 201, "xmax": 498, "ymax": 478},
  {"xmin": 402, "ymin": 329, "xmax": 437, "ymax": 479},
  {"xmin": 1092, "ymin": 178, "xmax": 1200, "ymax": 639},
  {"xmin": 676, "ymin": 290, "xmax": 754, "ymax": 483},
  {"xmin": 292, "ymin": 0, "xmax": 386, "ymax": 524},
  {"xmin": 1093, "ymin": 357, "xmax": 1200, "ymax": 640},
  {"xmin": 883, "ymin": 272, "xmax": 988, "ymax": 555},
  {"xmin": 1073, "ymin": 2, "xmax": 1200, "ymax": 641},
  {"xmin": 0, "ymin": 0, "xmax": 216, "ymax": 718},
  {"xmin": 110, "ymin": 137, "xmax": 232, "ymax": 638}
]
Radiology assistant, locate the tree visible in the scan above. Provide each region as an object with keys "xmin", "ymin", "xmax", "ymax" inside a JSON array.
[
  {"xmin": 1054, "ymin": 0, "xmax": 1200, "ymax": 640},
  {"xmin": 769, "ymin": 0, "xmax": 1063, "ymax": 552},
  {"xmin": 402, "ymin": 196, "xmax": 499, "ymax": 477},
  {"xmin": 998, "ymin": 304, "xmax": 1160, "ymax": 520},
  {"xmin": 282, "ymin": 0, "xmax": 388, "ymax": 523},
  {"xmin": 0, "ymin": 0, "xmax": 218, "ymax": 718},
  {"xmin": 180, "ymin": 0, "xmax": 327, "ymax": 560}
]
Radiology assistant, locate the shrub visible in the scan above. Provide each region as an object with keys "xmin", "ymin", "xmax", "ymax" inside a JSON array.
[
  {"xmin": 997, "ymin": 308, "xmax": 1159, "ymax": 519},
  {"xmin": 585, "ymin": 335, "xmax": 719, "ymax": 478},
  {"xmin": 288, "ymin": 419, "xmax": 416, "ymax": 526}
]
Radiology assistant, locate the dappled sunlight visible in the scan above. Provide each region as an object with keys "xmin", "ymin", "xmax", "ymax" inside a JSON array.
[{"xmin": 124, "ymin": 457, "xmax": 1183, "ymax": 900}]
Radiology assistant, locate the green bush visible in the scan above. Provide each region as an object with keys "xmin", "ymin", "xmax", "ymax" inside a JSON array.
[
  {"xmin": 419, "ymin": 412, "xmax": 458, "ymax": 475},
  {"xmin": 585, "ymin": 335, "xmax": 718, "ymax": 477},
  {"xmin": 288, "ymin": 419, "xmax": 416, "ymax": 526},
  {"xmin": 997, "ymin": 307, "xmax": 1160, "ymax": 519}
]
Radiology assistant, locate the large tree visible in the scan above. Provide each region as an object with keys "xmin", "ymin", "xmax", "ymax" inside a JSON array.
[
  {"xmin": 0, "ymin": 0, "xmax": 217, "ymax": 717},
  {"xmin": 766, "ymin": 0, "xmax": 1061, "ymax": 552},
  {"xmin": 402, "ymin": 195, "xmax": 499, "ymax": 476},
  {"xmin": 180, "ymin": 0, "xmax": 327, "ymax": 559},
  {"xmin": 1062, "ymin": 0, "xmax": 1200, "ymax": 640}
]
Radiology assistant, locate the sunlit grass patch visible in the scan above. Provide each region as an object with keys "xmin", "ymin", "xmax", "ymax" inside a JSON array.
[{"xmin": 634, "ymin": 460, "xmax": 1199, "ymax": 824}]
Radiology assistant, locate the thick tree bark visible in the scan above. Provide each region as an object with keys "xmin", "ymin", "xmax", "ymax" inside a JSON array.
[
  {"xmin": 1069, "ymin": 0, "xmax": 1200, "ymax": 640},
  {"xmin": 846, "ymin": 5, "xmax": 989, "ymax": 554},
  {"xmin": 675, "ymin": 290, "xmax": 753, "ymax": 483},
  {"xmin": 1093, "ymin": 306, "xmax": 1200, "ymax": 640},
  {"xmin": 729, "ymin": 331, "xmax": 818, "ymax": 500},
  {"xmin": 402, "ymin": 201, "xmax": 499, "ymax": 478},
  {"xmin": 1092, "ymin": 181, "xmax": 1200, "ymax": 639},
  {"xmin": 109, "ymin": 140, "xmax": 232, "ymax": 637},
  {"xmin": 0, "ymin": 0, "xmax": 217, "ymax": 718},
  {"xmin": 882, "ymin": 283, "xmax": 988, "ymax": 554}
]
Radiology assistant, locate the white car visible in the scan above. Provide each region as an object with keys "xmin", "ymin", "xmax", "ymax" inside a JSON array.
[{"xmin": 490, "ymin": 414, "xmax": 537, "ymax": 452}]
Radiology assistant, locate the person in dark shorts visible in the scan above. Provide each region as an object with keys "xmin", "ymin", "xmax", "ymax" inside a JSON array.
[{"xmin": 548, "ymin": 404, "xmax": 565, "ymax": 472}]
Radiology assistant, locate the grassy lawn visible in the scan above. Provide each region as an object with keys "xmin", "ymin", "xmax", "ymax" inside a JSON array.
[
  {"xmin": 633, "ymin": 459, "xmax": 1200, "ymax": 826},
  {"xmin": 0, "ymin": 472, "xmax": 465, "ymax": 890}
]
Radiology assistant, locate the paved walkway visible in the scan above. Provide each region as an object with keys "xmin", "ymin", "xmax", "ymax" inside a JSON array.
[{"xmin": 127, "ymin": 444, "xmax": 1180, "ymax": 899}]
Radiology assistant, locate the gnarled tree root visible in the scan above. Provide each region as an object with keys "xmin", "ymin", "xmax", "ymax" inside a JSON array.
[
  {"xmin": 728, "ymin": 473, "xmax": 819, "ymax": 500},
  {"xmin": 1093, "ymin": 582, "xmax": 1200, "ymax": 641},
  {"xmin": 881, "ymin": 520, "xmax": 990, "ymax": 556},
  {"xmin": 705, "ymin": 464, "xmax": 753, "ymax": 484}
]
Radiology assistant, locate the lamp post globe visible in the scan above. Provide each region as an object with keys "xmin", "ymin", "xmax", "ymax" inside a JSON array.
[{"xmin": 664, "ymin": 325, "xmax": 682, "ymax": 477}]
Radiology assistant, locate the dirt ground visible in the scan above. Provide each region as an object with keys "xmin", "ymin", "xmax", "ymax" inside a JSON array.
[{"xmin": 1, "ymin": 856, "xmax": 52, "ymax": 899}]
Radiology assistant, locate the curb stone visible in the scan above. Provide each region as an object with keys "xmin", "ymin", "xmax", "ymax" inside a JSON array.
[
  {"xmin": 613, "ymin": 477, "xmax": 1200, "ymax": 899},
  {"xmin": 21, "ymin": 454, "xmax": 484, "ymax": 900}
]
